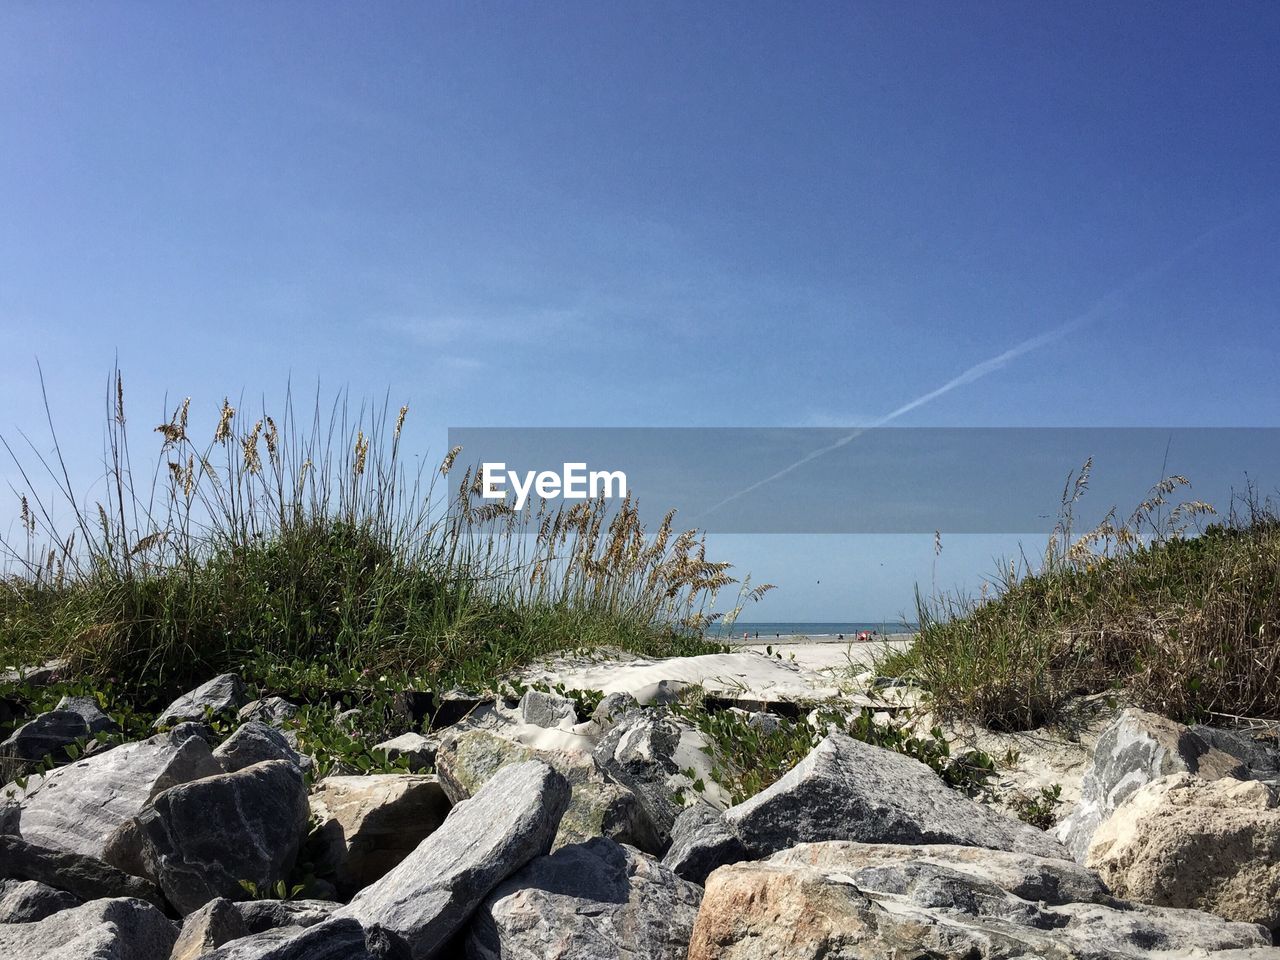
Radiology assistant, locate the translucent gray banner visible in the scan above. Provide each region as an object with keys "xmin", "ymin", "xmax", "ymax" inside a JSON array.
[{"xmin": 445, "ymin": 428, "xmax": 1280, "ymax": 533}]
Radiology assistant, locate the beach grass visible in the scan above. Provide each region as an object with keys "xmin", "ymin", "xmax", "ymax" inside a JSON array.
[{"xmin": 896, "ymin": 461, "xmax": 1280, "ymax": 730}]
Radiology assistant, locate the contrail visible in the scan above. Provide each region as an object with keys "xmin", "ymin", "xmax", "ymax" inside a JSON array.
[{"xmin": 695, "ymin": 205, "xmax": 1272, "ymax": 521}]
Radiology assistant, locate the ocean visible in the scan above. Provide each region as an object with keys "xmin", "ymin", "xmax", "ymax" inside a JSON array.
[{"xmin": 708, "ymin": 621, "xmax": 917, "ymax": 639}]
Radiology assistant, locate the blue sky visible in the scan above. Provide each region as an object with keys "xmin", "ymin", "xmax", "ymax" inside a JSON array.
[{"xmin": 2, "ymin": 3, "xmax": 1278, "ymax": 620}]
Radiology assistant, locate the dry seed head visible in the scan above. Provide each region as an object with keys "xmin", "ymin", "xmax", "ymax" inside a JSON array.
[
  {"xmin": 439, "ymin": 445, "xmax": 462, "ymax": 476},
  {"xmin": 242, "ymin": 420, "xmax": 263, "ymax": 475},
  {"xmin": 115, "ymin": 372, "xmax": 125, "ymax": 424},
  {"xmin": 395, "ymin": 404, "xmax": 409, "ymax": 439},
  {"xmin": 353, "ymin": 431, "xmax": 369, "ymax": 477},
  {"xmin": 214, "ymin": 399, "xmax": 236, "ymax": 443},
  {"xmin": 184, "ymin": 454, "xmax": 195, "ymax": 497},
  {"xmin": 264, "ymin": 416, "xmax": 279, "ymax": 466}
]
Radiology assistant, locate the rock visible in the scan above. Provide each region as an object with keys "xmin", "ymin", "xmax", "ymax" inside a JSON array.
[
  {"xmin": 238, "ymin": 698, "xmax": 299, "ymax": 727},
  {"xmin": 0, "ymin": 896, "xmax": 178, "ymax": 959},
  {"xmin": 663, "ymin": 805, "xmax": 749, "ymax": 885},
  {"xmin": 686, "ymin": 841, "xmax": 1272, "ymax": 960},
  {"xmin": 166, "ymin": 721, "xmax": 220, "ymax": 747},
  {"xmin": 0, "ymin": 879, "xmax": 79, "ymax": 923},
  {"xmin": 591, "ymin": 710, "xmax": 689, "ymax": 849},
  {"xmin": 372, "ymin": 733, "xmax": 438, "ymax": 773},
  {"xmin": 0, "ymin": 660, "xmax": 67, "ymax": 687},
  {"xmin": 517, "ymin": 689, "xmax": 577, "ymax": 729},
  {"xmin": 439, "ymin": 728, "xmax": 658, "ymax": 852},
  {"xmin": 0, "ymin": 797, "xmax": 19, "ymax": 835},
  {"xmin": 1193, "ymin": 724, "xmax": 1280, "ymax": 775},
  {"xmin": 1088, "ymin": 772, "xmax": 1280, "ymax": 929},
  {"xmin": 214, "ymin": 722, "xmax": 301, "ymax": 773},
  {"xmin": 186, "ymin": 916, "xmax": 408, "ymax": 959},
  {"xmin": 1055, "ymin": 708, "xmax": 1248, "ymax": 862},
  {"xmin": 171, "ymin": 897, "xmax": 249, "ymax": 960},
  {"xmin": 724, "ymin": 733, "xmax": 1067, "ymax": 860},
  {"xmin": 154, "ymin": 674, "xmax": 248, "ymax": 728},
  {"xmin": 307, "ymin": 775, "xmax": 451, "ymax": 896},
  {"xmin": 0, "ymin": 697, "xmax": 117, "ymax": 763},
  {"xmin": 591, "ymin": 692, "xmax": 639, "ymax": 730},
  {"xmin": 138, "ymin": 760, "xmax": 309, "ymax": 915},
  {"xmin": 9, "ymin": 730, "xmax": 222, "ymax": 858},
  {"xmin": 102, "ymin": 817, "xmax": 150, "ymax": 880},
  {"xmin": 236, "ymin": 898, "xmax": 338, "ymax": 934},
  {"xmin": 336, "ymin": 759, "xmax": 571, "ymax": 959},
  {"xmin": 0, "ymin": 835, "xmax": 167, "ymax": 909},
  {"xmin": 468, "ymin": 836, "xmax": 702, "ymax": 960}
]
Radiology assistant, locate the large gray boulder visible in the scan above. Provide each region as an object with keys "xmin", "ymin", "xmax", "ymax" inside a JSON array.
[
  {"xmin": 372, "ymin": 733, "xmax": 438, "ymax": 773},
  {"xmin": 1056, "ymin": 708, "xmax": 1249, "ymax": 862},
  {"xmin": 307, "ymin": 774, "xmax": 451, "ymax": 896},
  {"xmin": 0, "ymin": 835, "xmax": 167, "ymax": 909},
  {"xmin": 0, "ymin": 896, "xmax": 178, "ymax": 960},
  {"xmin": 213, "ymin": 721, "xmax": 301, "ymax": 773},
  {"xmin": 468, "ymin": 836, "xmax": 702, "ymax": 960},
  {"xmin": 337, "ymin": 759, "xmax": 571, "ymax": 960},
  {"xmin": 686, "ymin": 841, "xmax": 1272, "ymax": 960},
  {"xmin": 237, "ymin": 697, "xmax": 299, "ymax": 727},
  {"xmin": 662, "ymin": 805, "xmax": 749, "ymax": 885},
  {"xmin": 517, "ymin": 689, "xmax": 577, "ymax": 729},
  {"xmin": 138, "ymin": 759, "xmax": 309, "ymax": 915},
  {"xmin": 236, "ymin": 898, "xmax": 339, "ymax": 934},
  {"xmin": 171, "ymin": 897, "xmax": 249, "ymax": 960},
  {"xmin": 591, "ymin": 710, "xmax": 688, "ymax": 849},
  {"xmin": 187, "ymin": 916, "xmax": 408, "ymax": 959},
  {"xmin": 0, "ymin": 879, "xmax": 78, "ymax": 923},
  {"xmin": 8, "ymin": 730, "xmax": 222, "ymax": 858},
  {"xmin": 154, "ymin": 674, "xmax": 248, "ymax": 728},
  {"xmin": 0, "ymin": 697, "xmax": 117, "ymax": 763},
  {"xmin": 723, "ymin": 733, "xmax": 1067, "ymax": 860}
]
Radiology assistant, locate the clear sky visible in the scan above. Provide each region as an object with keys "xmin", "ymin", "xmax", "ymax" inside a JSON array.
[{"xmin": 2, "ymin": 3, "xmax": 1278, "ymax": 621}]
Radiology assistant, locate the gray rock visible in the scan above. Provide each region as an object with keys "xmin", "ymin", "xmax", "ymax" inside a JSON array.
[
  {"xmin": 307, "ymin": 775, "xmax": 451, "ymax": 897},
  {"xmin": 592, "ymin": 710, "xmax": 686, "ymax": 849},
  {"xmin": 1193, "ymin": 724, "xmax": 1280, "ymax": 775},
  {"xmin": 686, "ymin": 841, "xmax": 1272, "ymax": 960},
  {"xmin": 0, "ymin": 798, "xmax": 19, "ymax": 835},
  {"xmin": 372, "ymin": 733, "xmax": 438, "ymax": 773},
  {"xmin": 238, "ymin": 698, "xmax": 299, "ymax": 728},
  {"xmin": 1056, "ymin": 708, "xmax": 1249, "ymax": 862},
  {"xmin": 337, "ymin": 759, "xmax": 571, "ymax": 960},
  {"xmin": 0, "ymin": 896, "xmax": 178, "ymax": 960},
  {"xmin": 724, "ymin": 733, "xmax": 1068, "ymax": 860},
  {"xmin": 171, "ymin": 897, "xmax": 249, "ymax": 960},
  {"xmin": 154, "ymin": 674, "xmax": 248, "ymax": 728},
  {"xmin": 0, "ymin": 697, "xmax": 117, "ymax": 763},
  {"xmin": 236, "ymin": 898, "xmax": 339, "ymax": 934},
  {"xmin": 200, "ymin": 916, "xmax": 409, "ymax": 959},
  {"xmin": 438, "ymin": 727, "xmax": 659, "ymax": 853},
  {"xmin": 663, "ymin": 805, "xmax": 749, "ymax": 885},
  {"xmin": 214, "ymin": 722, "xmax": 301, "ymax": 773},
  {"xmin": 139, "ymin": 760, "xmax": 309, "ymax": 915},
  {"xmin": 166, "ymin": 721, "xmax": 220, "ymax": 747},
  {"xmin": 0, "ymin": 879, "xmax": 79, "ymax": 923},
  {"xmin": 518, "ymin": 689, "xmax": 577, "ymax": 728},
  {"xmin": 468, "ymin": 836, "xmax": 702, "ymax": 960},
  {"xmin": 0, "ymin": 835, "xmax": 167, "ymax": 910},
  {"xmin": 592, "ymin": 692, "xmax": 639, "ymax": 730},
  {"xmin": 9, "ymin": 730, "xmax": 223, "ymax": 859},
  {"xmin": 101, "ymin": 817, "xmax": 150, "ymax": 880},
  {"xmin": 0, "ymin": 660, "xmax": 67, "ymax": 687}
]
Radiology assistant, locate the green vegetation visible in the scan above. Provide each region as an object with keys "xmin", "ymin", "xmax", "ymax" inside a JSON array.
[
  {"xmin": 894, "ymin": 460, "xmax": 1280, "ymax": 730},
  {"xmin": 1, "ymin": 373, "xmax": 756, "ymax": 713}
]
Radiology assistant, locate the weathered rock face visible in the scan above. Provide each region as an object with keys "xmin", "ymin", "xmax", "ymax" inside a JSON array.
[
  {"xmin": 199, "ymin": 916, "xmax": 410, "ymax": 959},
  {"xmin": 373, "ymin": 733, "xmax": 438, "ymax": 773},
  {"xmin": 1055, "ymin": 708, "xmax": 1249, "ymax": 862},
  {"xmin": 237, "ymin": 697, "xmax": 299, "ymax": 727},
  {"xmin": 0, "ymin": 696, "xmax": 118, "ymax": 763},
  {"xmin": 236, "ymin": 898, "xmax": 339, "ymax": 934},
  {"xmin": 723, "ymin": 734, "xmax": 1067, "ymax": 860},
  {"xmin": 591, "ymin": 710, "xmax": 688, "ymax": 849},
  {"xmin": 1088, "ymin": 772, "xmax": 1280, "ymax": 929},
  {"xmin": 213, "ymin": 721, "xmax": 301, "ymax": 773},
  {"xmin": 663, "ymin": 805, "xmax": 749, "ymax": 885},
  {"xmin": 0, "ymin": 879, "xmax": 78, "ymax": 923},
  {"xmin": 307, "ymin": 775, "xmax": 451, "ymax": 896},
  {"xmin": 8, "ymin": 730, "xmax": 222, "ymax": 859},
  {"xmin": 438, "ymin": 728, "xmax": 657, "ymax": 852},
  {"xmin": 138, "ymin": 759, "xmax": 309, "ymax": 914},
  {"xmin": 337, "ymin": 759, "xmax": 571, "ymax": 960},
  {"xmin": 171, "ymin": 897, "xmax": 250, "ymax": 960},
  {"xmin": 468, "ymin": 836, "xmax": 702, "ymax": 960},
  {"xmin": 517, "ymin": 689, "xmax": 577, "ymax": 729},
  {"xmin": 0, "ymin": 835, "xmax": 167, "ymax": 909},
  {"xmin": 591, "ymin": 692, "xmax": 639, "ymax": 731},
  {"xmin": 154, "ymin": 674, "xmax": 248, "ymax": 728},
  {"xmin": 686, "ymin": 841, "xmax": 1273, "ymax": 960},
  {"xmin": 0, "ymin": 896, "xmax": 178, "ymax": 960}
]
